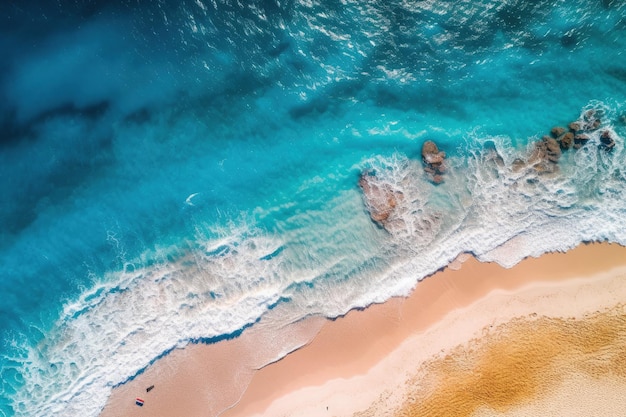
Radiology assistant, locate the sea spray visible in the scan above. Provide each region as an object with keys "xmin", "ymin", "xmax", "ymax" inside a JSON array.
[{"xmin": 363, "ymin": 102, "xmax": 626, "ymax": 270}]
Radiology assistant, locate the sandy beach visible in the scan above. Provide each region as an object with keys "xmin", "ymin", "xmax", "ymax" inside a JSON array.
[{"xmin": 99, "ymin": 242, "xmax": 626, "ymax": 417}]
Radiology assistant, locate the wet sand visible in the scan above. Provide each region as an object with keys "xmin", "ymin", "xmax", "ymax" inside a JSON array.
[{"xmin": 99, "ymin": 242, "xmax": 626, "ymax": 417}]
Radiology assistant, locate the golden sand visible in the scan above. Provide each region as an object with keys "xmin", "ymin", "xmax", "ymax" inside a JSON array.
[
  {"xmin": 100, "ymin": 243, "xmax": 626, "ymax": 417},
  {"xmin": 394, "ymin": 307, "xmax": 626, "ymax": 417}
]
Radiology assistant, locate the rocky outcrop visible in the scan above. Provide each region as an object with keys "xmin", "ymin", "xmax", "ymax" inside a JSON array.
[
  {"xmin": 559, "ymin": 132, "xmax": 574, "ymax": 150},
  {"xmin": 582, "ymin": 109, "xmax": 602, "ymax": 131},
  {"xmin": 543, "ymin": 137, "xmax": 562, "ymax": 162},
  {"xmin": 550, "ymin": 127, "xmax": 579, "ymax": 150},
  {"xmin": 421, "ymin": 140, "xmax": 446, "ymax": 184},
  {"xmin": 358, "ymin": 108, "xmax": 620, "ymax": 232},
  {"xmin": 568, "ymin": 122, "xmax": 581, "ymax": 133},
  {"xmin": 550, "ymin": 126, "xmax": 566, "ymax": 138},
  {"xmin": 546, "ymin": 108, "xmax": 619, "ymax": 153},
  {"xmin": 518, "ymin": 108, "xmax": 623, "ymax": 175},
  {"xmin": 566, "ymin": 110, "xmax": 601, "ymax": 133},
  {"xmin": 599, "ymin": 130, "xmax": 616, "ymax": 151},
  {"xmin": 511, "ymin": 107, "xmax": 623, "ymax": 177},
  {"xmin": 528, "ymin": 136, "xmax": 561, "ymax": 173},
  {"xmin": 573, "ymin": 134, "xmax": 590, "ymax": 149},
  {"xmin": 511, "ymin": 158, "xmax": 526, "ymax": 172},
  {"xmin": 358, "ymin": 172, "xmax": 403, "ymax": 227}
]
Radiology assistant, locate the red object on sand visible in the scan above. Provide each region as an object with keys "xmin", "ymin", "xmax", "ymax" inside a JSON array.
[{"xmin": 135, "ymin": 398, "xmax": 145, "ymax": 406}]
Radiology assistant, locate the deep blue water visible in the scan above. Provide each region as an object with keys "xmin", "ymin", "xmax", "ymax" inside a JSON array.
[{"xmin": 1, "ymin": 1, "xmax": 626, "ymax": 416}]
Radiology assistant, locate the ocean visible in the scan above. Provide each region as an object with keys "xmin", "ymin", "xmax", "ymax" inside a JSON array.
[{"xmin": 0, "ymin": 1, "xmax": 625, "ymax": 416}]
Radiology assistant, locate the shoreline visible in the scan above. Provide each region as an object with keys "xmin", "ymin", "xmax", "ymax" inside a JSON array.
[{"xmin": 99, "ymin": 242, "xmax": 626, "ymax": 417}]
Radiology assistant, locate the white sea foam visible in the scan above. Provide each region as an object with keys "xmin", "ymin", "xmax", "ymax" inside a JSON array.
[
  {"xmin": 9, "ymin": 192, "xmax": 387, "ymax": 417},
  {"xmin": 369, "ymin": 102, "xmax": 626, "ymax": 274},
  {"xmin": 11, "ymin": 103, "xmax": 626, "ymax": 417},
  {"xmin": 11, "ymin": 225, "xmax": 297, "ymax": 417}
]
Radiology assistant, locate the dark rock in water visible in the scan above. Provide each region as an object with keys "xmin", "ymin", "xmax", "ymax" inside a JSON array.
[
  {"xmin": 421, "ymin": 140, "xmax": 440, "ymax": 158},
  {"xmin": 529, "ymin": 136, "xmax": 561, "ymax": 172},
  {"xmin": 569, "ymin": 122, "xmax": 581, "ymax": 133},
  {"xmin": 544, "ymin": 137, "xmax": 561, "ymax": 163},
  {"xmin": 358, "ymin": 172, "xmax": 403, "ymax": 227},
  {"xmin": 551, "ymin": 126, "xmax": 566, "ymax": 138},
  {"xmin": 558, "ymin": 132, "xmax": 574, "ymax": 150},
  {"xmin": 599, "ymin": 130, "xmax": 616, "ymax": 151},
  {"xmin": 573, "ymin": 133, "xmax": 590, "ymax": 149},
  {"xmin": 585, "ymin": 118, "xmax": 601, "ymax": 131},
  {"xmin": 421, "ymin": 140, "xmax": 446, "ymax": 183},
  {"xmin": 564, "ymin": 109, "xmax": 602, "ymax": 133},
  {"xmin": 583, "ymin": 109, "xmax": 603, "ymax": 131}
]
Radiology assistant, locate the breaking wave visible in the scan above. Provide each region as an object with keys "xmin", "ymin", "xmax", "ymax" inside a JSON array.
[{"xmin": 8, "ymin": 102, "xmax": 626, "ymax": 416}]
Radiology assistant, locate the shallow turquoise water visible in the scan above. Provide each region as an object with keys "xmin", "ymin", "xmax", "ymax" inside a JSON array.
[{"xmin": 1, "ymin": 1, "xmax": 625, "ymax": 415}]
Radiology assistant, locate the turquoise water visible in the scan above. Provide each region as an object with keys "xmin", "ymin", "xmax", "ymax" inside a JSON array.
[{"xmin": 1, "ymin": 1, "xmax": 625, "ymax": 415}]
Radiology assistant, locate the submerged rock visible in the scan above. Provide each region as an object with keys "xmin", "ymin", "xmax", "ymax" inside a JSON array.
[
  {"xmin": 533, "ymin": 161, "xmax": 559, "ymax": 174},
  {"xmin": 568, "ymin": 109, "xmax": 603, "ymax": 135},
  {"xmin": 529, "ymin": 136, "xmax": 561, "ymax": 173},
  {"xmin": 421, "ymin": 141, "xmax": 440, "ymax": 159},
  {"xmin": 551, "ymin": 109, "xmax": 615, "ymax": 150},
  {"xmin": 582, "ymin": 109, "xmax": 602, "ymax": 131},
  {"xmin": 511, "ymin": 158, "xmax": 526, "ymax": 173},
  {"xmin": 358, "ymin": 172, "xmax": 403, "ymax": 227},
  {"xmin": 545, "ymin": 137, "xmax": 562, "ymax": 162},
  {"xmin": 599, "ymin": 130, "xmax": 616, "ymax": 151},
  {"xmin": 536, "ymin": 136, "xmax": 561, "ymax": 161},
  {"xmin": 551, "ymin": 126, "xmax": 566, "ymax": 138},
  {"xmin": 573, "ymin": 133, "xmax": 590, "ymax": 149},
  {"xmin": 421, "ymin": 140, "xmax": 446, "ymax": 183},
  {"xmin": 557, "ymin": 132, "xmax": 574, "ymax": 150},
  {"xmin": 568, "ymin": 122, "xmax": 581, "ymax": 133}
]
